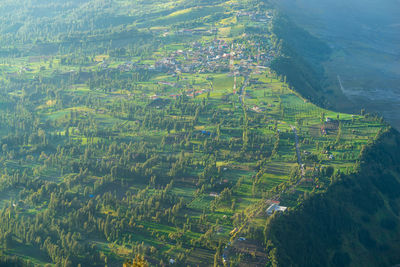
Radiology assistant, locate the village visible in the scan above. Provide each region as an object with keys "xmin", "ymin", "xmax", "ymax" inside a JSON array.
[
  {"xmin": 115, "ymin": 36, "xmax": 277, "ymax": 75},
  {"xmin": 112, "ymin": 35, "xmax": 280, "ymax": 103}
]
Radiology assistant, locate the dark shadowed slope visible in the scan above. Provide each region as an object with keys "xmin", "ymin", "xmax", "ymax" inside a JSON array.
[{"xmin": 274, "ymin": 0, "xmax": 400, "ymax": 130}]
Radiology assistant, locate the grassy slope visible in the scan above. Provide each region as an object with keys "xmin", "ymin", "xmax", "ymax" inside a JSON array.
[{"xmin": 265, "ymin": 127, "xmax": 400, "ymax": 267}]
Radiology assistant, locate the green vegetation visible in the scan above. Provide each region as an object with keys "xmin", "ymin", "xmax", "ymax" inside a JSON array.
[
  {"xmin": 0, "ymin": 0, "xmax": 392, "ymax": 266},
  {"xmin": 265, "ymin": 128, "xmax": 400, "ymax": 267}
]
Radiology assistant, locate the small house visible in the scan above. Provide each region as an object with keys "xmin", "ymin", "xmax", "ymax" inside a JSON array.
[{"xmin": 267, "ymin": 204, "xmax": 287, "ymax": 215}]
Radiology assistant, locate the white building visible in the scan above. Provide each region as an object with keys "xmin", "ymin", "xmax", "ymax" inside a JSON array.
[{"xmin": 267, "ymin": 204, "xmax": 287, "ymax": 215}]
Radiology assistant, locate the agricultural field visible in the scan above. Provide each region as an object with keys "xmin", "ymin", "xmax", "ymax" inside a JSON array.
[{"xmin": 0, "ymin": 0, "xmax": 387, "ymax": 266}]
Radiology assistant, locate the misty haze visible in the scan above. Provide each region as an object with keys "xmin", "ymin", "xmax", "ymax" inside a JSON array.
[{"xmin": 276, "ymin": 0, "xmax": 400, "ymax": 129}]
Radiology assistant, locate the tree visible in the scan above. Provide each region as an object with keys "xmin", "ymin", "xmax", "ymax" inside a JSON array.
[
  {"xmin": 268, "ymin": 248, "xmax": 279, "ymax": 267},
  {"xmin": 123, "ymin": 255, "xmax": 149, "ymax": 267},
  {"xmin": 320, "ymin": 112, "xmax": 325, "ymax": 124}
]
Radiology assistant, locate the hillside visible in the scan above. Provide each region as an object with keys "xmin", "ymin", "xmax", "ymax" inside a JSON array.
[
  {"xmin": 0, "ymin": 0, "xmax": 395, "ymax": 266},
  {"xmin": 265, "ymin": 127, "xmax": 400, "ymax": 267}
]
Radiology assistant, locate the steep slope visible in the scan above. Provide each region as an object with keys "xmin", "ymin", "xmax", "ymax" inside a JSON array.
[
  {"xmin": 265, "ymin": 127, "xmax": 400, "ymax": 266},
  {"xmin": 269, "ymin": 14, "xmax": 352, "ymax": 109}
]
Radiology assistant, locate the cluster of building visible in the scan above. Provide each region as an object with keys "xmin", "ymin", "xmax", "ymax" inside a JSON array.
[
  {"xmin": 110, "ymin": 15, "xmax": 278, "ymax": 82},
  {"xmin": 151, "ymin": 37, "xmax": 277, "ymax": 76},
  {"xmin": 153, "ymin": 39, "xmax": 231, "ymax": 74}
]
